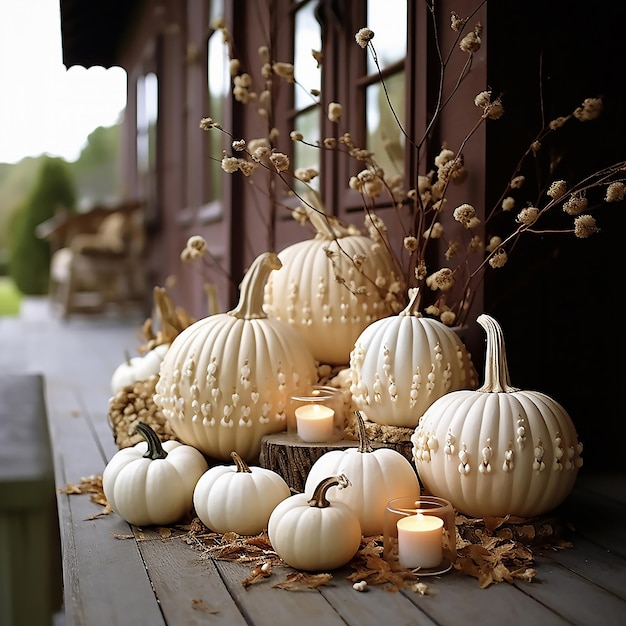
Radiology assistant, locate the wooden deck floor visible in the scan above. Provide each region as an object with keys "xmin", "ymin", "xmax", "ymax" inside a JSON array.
[{"xmin": 2, "ymin": 298, "xmax": 626, "ymax": 626}]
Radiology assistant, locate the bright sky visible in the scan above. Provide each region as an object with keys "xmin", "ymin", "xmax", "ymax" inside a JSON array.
[{"xmin": 0, "ymin": 0, "xmax": 127, "ymax": 164}]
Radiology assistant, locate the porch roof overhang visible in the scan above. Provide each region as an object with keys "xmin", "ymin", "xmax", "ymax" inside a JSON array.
[{"xmin": 59, "ymin": 0, "xmax": 140, "ymax": 69}]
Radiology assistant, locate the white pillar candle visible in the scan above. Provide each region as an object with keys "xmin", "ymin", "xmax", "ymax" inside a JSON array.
[
  {"xmin": 397, "ymin": 513, "xmax": 443, "ymax": 569},
  {"xmin": 295, "ymin": 404, "xmax": 335, "ymax": 442}
]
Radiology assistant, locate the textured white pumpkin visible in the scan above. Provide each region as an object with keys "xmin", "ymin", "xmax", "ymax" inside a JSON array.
[
  {"xmin": 154, "ymin": 252, "xmax": 317, "ymax": 462},
  {"xmin": 102, "ymin": 421, "xmax": 208, "ymax": 526},
  {"xmin": 264, "ymin": 205, "xmax": 400, "ymax": 365},
  {"xmin": 349, "ymin": 288, "xmax": 477, "ymax": 427},
  {"xmin": 111, "ymin": 343, "xmax": 169, "ymax": 394},
  {"xmin": 412, "ymin": 314, "xmax": 583, "ymax": 518},
  {"xmin": 193, "ymin": 451, "xmax": 291, "ymax": 535},
  {"xmin": 304, "ymin": 412, "xmax": 420, "ymax": 536},
  {"xmin": 268, "ymin": 474, "xmax": 362, "ymax": 571}
]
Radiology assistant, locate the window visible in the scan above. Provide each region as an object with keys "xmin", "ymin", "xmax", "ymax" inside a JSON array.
[{"xmin": 136, "ymin": 71, "xmax": 159, "ymax": 221}]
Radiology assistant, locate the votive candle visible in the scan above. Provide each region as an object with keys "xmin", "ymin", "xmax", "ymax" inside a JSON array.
[
  {"xmin": 397, "ymin": 512, "xmax": 443, "ymax": 569},
  {"xmin": 295, "ymin": 404, "xmax": 335, "ymax": 442}
]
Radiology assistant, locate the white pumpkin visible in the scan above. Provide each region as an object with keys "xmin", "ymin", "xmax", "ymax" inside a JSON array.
[
  {"xmin": 111, "ymin": 343, "xmax": 169, "ymax": 394},
  {"xmin": 304, "ymin": 412, "xmax": 420, "ymax": 536},
  {"xmin": 102, "ymin": 421, "xmax": 208, "ymax": 526},
  {"xmin": 154, "ymin": 252, "xmax": 317, "ymax": 462},
  {"xmin": 264, "ymin": 203, "xmax": 401, "ymax": 365},
  {"xmin": 268, "ymin": 474, "xmax": 362, "ymax": 571},
  {"xmin": 412, "ymin": 314, "xmax": 584, "ymax": 519},
  {"xmin": 193, "ymin": 451, "xmax": 291, "ymax": 535},
  {"xmin": 349, "ymin": 288, "xmax": 477, "ymax": 427}
]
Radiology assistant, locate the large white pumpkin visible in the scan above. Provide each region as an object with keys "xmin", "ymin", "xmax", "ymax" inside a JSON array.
[
  {"xmin": 154, "ymin": 252, "xmax": 317, "ymax": 462},
  {"xmin": 264, "ymin": 205, "xmax": 401, "ymax": 365},
  {"xmin": 412, "ymin": 314, "xmax": 583, "ymax": 518},
  {"xmin": 349, "ymin": 288, "xmax": 477, "ymax": 427}
]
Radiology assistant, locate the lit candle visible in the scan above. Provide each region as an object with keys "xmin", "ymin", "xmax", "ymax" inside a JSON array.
[
  {"xmin": 397, "ymin": 513, "xmax": 443, "ymax": 569},
  {"xmin": 295, "ymin": 404, "xmax": 335, "ymax": 442}
]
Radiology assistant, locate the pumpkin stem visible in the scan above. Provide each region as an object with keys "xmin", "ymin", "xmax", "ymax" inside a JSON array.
[
  {"xmin": 228, "ymin": 252, "xmax": 281, "ymax": 320},
  {"xmin": 135, "ymin": 421, "xmax": 168, "ymax": 460},
  {"xmin": 354, "ymin": 412, "xmax": 374, "ymax": 454},
  {"xmin": 230, "ymin": 451, "xmax": 252, "ymax": 473},
  {"xmin": 399, "ymin": 287, "xmax": 423, "ymax": 318},
  {"xmin": 476, "ymin": 314, "xmax": 519, "ymax": 393},
  {"xmin": 303, "ymin": 196, "xmax": 350, "ymax": 240},
  {"xmin": 307, "ymin": 474, "xmax": 351, "ymax": 508},
  {"xmin": 123, "ymin": 349, "xmax": 132, "ymax": 366}
]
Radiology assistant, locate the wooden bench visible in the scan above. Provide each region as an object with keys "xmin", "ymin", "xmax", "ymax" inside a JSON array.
[{"xmin": 0, "ymin": 374, "xmax": 62, "ymax": 626}]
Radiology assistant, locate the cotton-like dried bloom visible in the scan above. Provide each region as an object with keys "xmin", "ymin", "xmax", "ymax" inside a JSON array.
[
  {"xmin": 453, "ymin": 203, "xmax": 478, "ymax": 228},
  {"xmin": 260, "ymin": 63, "xmax": 272, "ymax": 79},
  {"xmin": 349, "ymin": 176, "xmax": 363, "ymax": 192},
  {"xmin": 444, "ymin": 241, "xmax": 459, "ymax": 260},
  {"xmin": 375, "ymin": 275, "xmax": 387, "ymax": 288},
  {"xmin": 403, "ymin": 236, "xmax": 419, "ymax": 251},
  {"xmin": 232, "ymin": 139, "xmax": 246, "ymax": 151},
  {"xmin": 414, "ymin": 260, "xmax": 427, "ymax": 282},
  {"xmin": 425, "ymin": 304, "xmax": 439, "ymax": 317},
  {"xmin": 547, "ymin": 180, "xmax": 567, "ymax": 200},
  {"xmin": 573, "ymin": 97, "xmax": 603, "ymax": 121},
  {"xmin": 239, "ymin": 160, "xmax": 256, "ymax": 176},
  {"xmin": 323, "ymin": 137, "xmax": 337, "ymax": 148},
  {"xmin": 474, "ymin": 90, "xmax": 491, "ymax": 109},
  {"xmin": 488, "ymin": 248, "xmax": 508, "ymax": 268},
  {"xmin": 426, "ymin": 268, "xmax": 455, "ymax": 292},
  {"xmin": 187, "ymin": 235, "xmax": 207, "ymax": 252},
  {"xmin": 355, "ymin": 28, "xmax": 374, "ymax": 48},
  {"xmin": 435, "ymin": 149, "xmax": 455, "ymax": 169},
  {"xmin": 502, "ymin": 196, "xmax": 515, "ymax": 212},
  {"xmin": 294, "ymin": 167, "xmax": 319, "ymax": 183},
  {"xmin": 574, "ymin": 215, "xmax": 598, "ymax": 238},
  {"xmin": 485, "ymin": 235, "xmax": 502, "ymax": 253},
  {"xmin": 450, "ymin": 11, "xmax": 468, "ymax": 32},
  {"xmin": 328, "ymin": 102, "xmax": 343, "ymax": 122},
  {"xmin": 290, "ymin": 131, "xmax": 304, "ymax": 142},
  {"xmin": 510, "ymin": 175, "xmax": 525, "ymax": 189},
  {"xmin": 221, "ymin": 156, "xmax": 240, "ymax": 173},
  {"xmin": 450, "ymin": 164, "xmax": 468, "ymax": 184},
  {"xmin": 199, "ymin": 117, "xmax": 215, "ymax": 131},
  {"xmin": 269, "ymin": 152, "xmax": 290, "ymax": 172},
  {"xmin": 352, "ymin": 253, "xmax": 367, "ymax": 269},
  {"xmin": 562, "ymin": 194, "xmax": 588, "ymax": 216},
  {"xmin": 531, "ymin": 140, "xmax": 542, "ymax": 153},
  {"xmin": 549, "ymin": 115, "xmax": 570, "ymax": 130},
  {"xmin": 468, "ymin": 235, "xmax": 483, "ymax": 253},
  {"xmin": 606, "ymin": 181, "xmax": 626, "ymax": 202},
  {"xmin": 517, "ymin": 206, "xmax": 539, "ymax": 226},
  {"xmin": 364, "ymin": 177, "xmax": 384, "ymax": 198},
  {"xmin": 440, "ymin": 310, "xmax": 457, "ymax": 326},
  {"xmin": 229, "ymin": 59, "xmax": 240, "ymax": 76},
  {"xmin": 485, "ymin": 98, "xmax": 504, "ymax": 120},
  {"xmin": 272, "ymin": 62, "xmax": 295, "ymax": 83},
  {"xmin": 258, "ymin": 45, "xmax": 270, "ymax": 63},
  {"xmin": 460, "ymin": 30, "xmax": 481, "ymax": 54},
  {"xmin": 423, "ymin": 222, "xmax": 443, "ymax": 239}
]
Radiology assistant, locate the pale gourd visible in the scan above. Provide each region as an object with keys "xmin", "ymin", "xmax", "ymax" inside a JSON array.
[
  {"xmin": 154, "ymin": 252, "xmax": 317, "ymax": 462},
  {"xmin": 111, "ymin": 343, "xmax": 169, "ymax": 394},
  {"xmin": 264, "ymin": 203, "xmax": 401, "ymax": 365},
  {"xmin": 304, "ymin": 412, "xmax": 420, "ymax": 536},
  {"xmin": 349, "ymin": 288, "xmax": 477, "ymax": 427},
  {"xmin": 268, "ymin": 474, "xmax": 362, "ymax": 571},
  {"xmin": 193, "ymin": 451, "xmax": 291, "ymax": 535},
  {"xmin": 412, "ymin": 314, "xmax": 584, "ymax": 519},
  {"xmin": 102, "ymin": 421, "xmax": 208, "ymax": 526}
]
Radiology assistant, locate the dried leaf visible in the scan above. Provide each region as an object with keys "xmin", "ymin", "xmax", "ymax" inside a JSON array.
[
  {"xmin": 273, "ymin": 572, "xmax": 332, "ymax": 591},
  {"xmin": 191, "ymin": 598, "xmax": 220, "ymax": 613}
]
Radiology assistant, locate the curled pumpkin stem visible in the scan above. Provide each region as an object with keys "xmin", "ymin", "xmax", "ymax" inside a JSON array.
[
  {"xmin": 231, "ymin": 450, "xmax": 252, "ymax": 473},
  {"xmin": 354, "ymin": 411, "xmax": 374, "ymax": 454},
  {"xmin": 307, "ymin": 474, "xmax": 351, "ymax": 508},
  {"xmin": 135, "ymin": 421, "xmax": 168, "ymax": 460}
]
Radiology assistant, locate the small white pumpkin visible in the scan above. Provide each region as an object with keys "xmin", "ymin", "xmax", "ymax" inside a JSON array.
[
  {"xmin": 102, "ymin": 421, "xmax": 208, "ymax": 526},
  {"xmin": 193, "ymin": 451, "xmax": 291, "ymax": 535},
  {"xmin": 265, "ymin": 203, "xmax": 401, "ymax": 365},
  {"xmin": 412, "ymin": 314, "xmax": 584, "ymax": 519},
  {"xmin": 154, "ymin": 252, "xmax": 317, "ymax": 462},
  {"xmin": 268, "ymin": 474, "xmax": 361, "ymax": 571},
  {"xmin": 350, "ymin": 288, "xmax": 477, "ymax": 427},
  {"xmin": 304, "ymin": 412, "xmax": 420, "ymax": 536},
  {"xmin": 111, "ymin": 343, "xmax": 169, "ymax": 394}
]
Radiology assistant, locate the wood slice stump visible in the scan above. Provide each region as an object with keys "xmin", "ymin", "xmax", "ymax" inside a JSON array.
[{"xmin": 259, "ymin": 433, "xmax": 414, "ymax": 493}]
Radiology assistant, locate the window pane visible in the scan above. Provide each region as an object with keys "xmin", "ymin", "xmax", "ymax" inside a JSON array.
[
  {"xmin": 366, "ymin": 71, "xmax": 405, "ymax": 178},
  {"xmin": 293, "ymin": 108, "xmax": 320, "ymax": 195},
  {"xmin": 366, "ymin": 0, "xmax": 407, "ymax": 74},
  {"xmin": 294, "ymin": 1, "xmax": 321, "ymax": 110}
]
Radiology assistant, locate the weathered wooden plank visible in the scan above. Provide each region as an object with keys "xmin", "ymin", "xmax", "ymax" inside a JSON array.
[{"xmin": 134, "ymin": 529, "xmax": 248, "ymax": 626}]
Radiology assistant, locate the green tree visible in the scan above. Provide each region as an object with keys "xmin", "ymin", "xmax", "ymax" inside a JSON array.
[{"xmin": 8, "ymin": 158, "xmax": 76, "ymax": 295}]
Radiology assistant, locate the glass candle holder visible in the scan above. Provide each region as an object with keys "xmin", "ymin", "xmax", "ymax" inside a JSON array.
[
  {"xmin": 287, "ymin": 385, "xmax": 345, "ymax": 441},
  {"xmin": 384, "ymin": 495, "xmax": 456, "ymax": 576}
]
